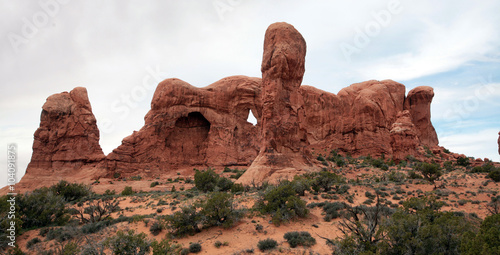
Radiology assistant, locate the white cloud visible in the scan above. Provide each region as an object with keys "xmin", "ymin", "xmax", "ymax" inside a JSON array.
[
  {"xmin": 439, "ymin": 128, "xmax": 499, "ymax": 162},
  {"xmin": 358, "ymin": 1, "xmax": 500, "ymax": 81}
]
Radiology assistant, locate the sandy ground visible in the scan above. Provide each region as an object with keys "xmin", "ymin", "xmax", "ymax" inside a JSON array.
[{"xmin": 7, "ymin": 164, "xmax": 500, "ymax": 254}]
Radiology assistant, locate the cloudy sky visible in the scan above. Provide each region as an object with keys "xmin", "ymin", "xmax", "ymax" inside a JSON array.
[{"xmin": 1, "ymin": 0, "xmax": 499, "ymax": 188}]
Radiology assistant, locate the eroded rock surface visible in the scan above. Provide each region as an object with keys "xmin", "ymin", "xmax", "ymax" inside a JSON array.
[
  {"xmin": 21, "ymin": 22, "xmax": 443, "ymax": 186},
  {"xmin": 26, "ymin": 87, "xmax": 105, "ymax": 176},
  {"xmin": 105, "ymin": 76, "xmax": 262, "ymax": 176}
]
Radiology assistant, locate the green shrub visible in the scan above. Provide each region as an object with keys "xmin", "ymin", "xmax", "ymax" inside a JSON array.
[
  {"xmin": 283, "ymin": 231, "xmax": 316, "ymax": 248},
  {"xmin": 149, "ymin": 221, "xmax": 163, "ymax": 236},
  {"xmin": 151, "ymin": 238, "xmax": 182, "ymax": 255},
  {"xmin": 164, "ymin": 205, "xmax": 201, "ymax": 237},
  {"xmin": 415, "ymin": 162, "xmax": 442, "ymax": 185},
  {"xmin": 60, "ymin": 242, "xmax": 81, "ymax": 255},
  {"xmin": 256, "ymin": 183, "xmax": 308, "ymax": 226},
  {"xmin": 194, "ymin": 168, "xmax": 219, "ymax": 192},
  {"xmin": 45, "ymin": 226, "xmax": 79, "ymax": 242},
  {"xmin": 26, "ymin": 237, "xmax": 41, "ymax": 249},
  {"xmin": 461, "ymin": 214, "xmax": 500, "ymax": 254},
  {"xmin": 189, "ymin": 242, "xmax": 202, "ymax": 253},
  {"xmin": 105, "ymin": 230, "xmax": 151, "ymax": 255},
  {"xmin": 231, "ymin": 183, "xmax": 245, "ymax": 193},
  {"xmin": 322, "ymin": 202, "xmax": 347, "ymax": 221},
  {"xmin": 150, "ymin": 181, "xmax": 160, "ymax": 188},
  {"xmin": 18, "ymin": 188, "xmax": 70, "ymax": 229},
  {"xmin": 216, "ymin": 177, "xmax": 234, "ymax": 192},
  {"xmin": 200, "ymin": 192, "xmax": 241, "ymax": 228},
  {"xmin": 121, "ymin": 186, "xmax": 134, "ymax": 196},
  {"xmin": 214, "ymin": 240, "xmax": 228, "ymax": 248},
  {"xmin": 312, "ymin": 170, "xmax": 343, "ymax": 192},
  {"xmin": 457, "ymin": 156, "xmax": 471, "ymax": 167},
  {"xmin": 81, "ymin": 220, "xmax": 112, "ymax": 234},
  {"xmin": 487, "ymin": 169, "xmax": 500, "ymax": 182},
  {"xmin": 50, "ymin": 180, "xmax": 92, "ymax": 202},
  {"xmin": 257, "ymin": 238, "xmax": 277, "ymax": 251}
]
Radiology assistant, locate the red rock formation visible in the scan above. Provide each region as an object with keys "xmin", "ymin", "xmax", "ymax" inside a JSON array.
[
  {"xmin": 19, "ymin": 22, "xmax": 444, "ymax": 186},
  {"xmin": 105, "ymin": 76, "xmax": 262, "ymax": 176},
  {"xmin": 404, "ymin": 86, "xmax": 438, "ymax": 147},
  {"xmin": 26, "ymin": 87, "xmax": 105, "ymax": 175},
  {"xmin": 238, "ymin": 22, "xmax": 312, "ymax": 185}
]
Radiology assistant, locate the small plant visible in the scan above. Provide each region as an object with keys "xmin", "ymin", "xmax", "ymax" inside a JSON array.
[
  {"xmin": 26, "ymin": 237, "xmax": 41, "ymax": 249},
  {"xmin": 151, "ymin": 238, "xmax": 182, "ymax": 254},
  {"xmin": 487, "ymin": 169, "xmax": 500, "ymax": 182},
  {"xmin": 415, "ymin": 162, "xmax": 442, "ymax": 187},
  {"xmin": 189, "ymin": 242, "xmax": 202, "ymax": 253},
  {"xmin": 121, "ymin": 186, "xmax": 134, "ymax": 196},
  {"xmin": 194, "ymin": 168, "xmax": 219, "ymax": 192},
  {"xmin": 104, "ymin": 230, "xmax": 151, "ymax": 255},
  {"xmin": 257, "ymin": 238, "xmax": 278, "ymax": 251},
  {"xmin": 149, "ymin": 221, "xmax": 163, "ymax": 236},
  {"xmin": 457, "ymin": 156, "xmax": 470, "ymax": 167},
  {"xmin": 214, "ymin": 240, "xmax": 229, "ymax": 248},
  {"xmin": 283, "ymin": 231, "xmax": 316, "ymax": 248},
  {"xmin": 150, "ymin": 181, "xmax": 160, "ymax": 188}
]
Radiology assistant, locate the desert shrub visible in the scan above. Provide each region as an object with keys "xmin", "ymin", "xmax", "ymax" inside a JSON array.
[
  {"xmin": 408, "ymin": 170, "xmax": 423, "ymax": 179},
  {"xmin": 311, "ymin": 170, "xmax": 344, "ymax": 192},
  {"xmin": 457, "ymin": 156, "xmax": 471, "ymax": 167},
  {"xmin": 283, "ymin": 231, "xmax": 316, "ymax": 248},
  {"xmin": 149, "ymin": 221, "xmax": 163, "ymax": 236},
  {"xmin": 81, "ymin": 220, "xmax": 112, "ymax": 234},
  {"xmin": 461, "ymin": 213, "xmax": 500, "ymax": 254},
  {"xmin": 194, "ymin": 168, "xmax": 219, "ymax": 192},
  {"xmin": 151, "ymin": 238, "xmax": 182, "ymax": 255},
  {"xmin": 105, "ymin": 230, "xmax": 151, "ymax": 255},
  {"xmin": 50, "ymin": 180, "xmax": 92, "ymax": 202},
  {"xmin": 487, "ymin": 169, "xmax": 500, "ymax": 182},
  {"xmin": 443, "ymin": 161, "xmax": 454, "ymax": 172},
  {"xmin": 216, "ymin": 177, "xmax": 234, "ymax": 192},
  {"xmin": 200, "ymin": 192, "xmax": 241, "ymax": 228},
  {"xmin": 214, "ymin": 240, "xmax": 228, "ymax": 248},
  {"xmin": 336, "ymin": 184, "xmax": 350, "ymax": 194},
  {"xmin": 230, "ymin": 183, "xmax": 245, "ymax": 193},
  {"xmin": 121, "ymin": 186, "xmax": 134, "ymax": 196},
  {"xmin": 26, "ymin": 237, "xmax": 41, "ymax": 249},
  {"xmin": 164, "ymin": 205, "xmax": 201, "ymax": 237},
  {"xmin": 189, "ymin": 242, "xmax": 202, "ymax": 253},
  {"xmin": 330, "ymin": 198, "xmax": 394, "ymax": 254},
  {"xmin": 150, "ymin": 181, "xmax": 160, "ymax": 188},
  {"xmin": 388, "ymin": 171, "xmax": 406, "ymax": 183},
  {"xmin": 76, "ymin": 197, "xmax": 120, "ymax": 223},
  {"xmin": 365, "ymin": 191, "xmax": 376, "ymax": 199},
  {"xmin": 18, "ymin": 188, "xmax": 70, "ymax": 229},
  {"xmin": 257, "ymin": 238, "xmax": 278, "ymax": 251},
  {"xmin": 323, "ymin": 202, "xmax": 347, "ymax": 221},
  {"xmin": 256, "ymin": 182, "xmax": 308, "ymax": 226},
  {"xmin": 415, "ymin": 162, "xmax": 442, "ymax": 186},
  {"xmin": 380, "ymin": 196, "xmax": 470, "ymax": 255},
  {"xmin": 290, "ymin": 176, "xmax": 311, "ymax": 196},
  {"xmin": 60, "ymin": 242, "xmax": 81, "ymax": 255}
]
